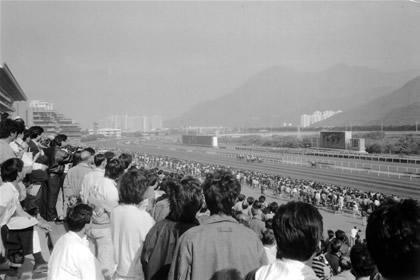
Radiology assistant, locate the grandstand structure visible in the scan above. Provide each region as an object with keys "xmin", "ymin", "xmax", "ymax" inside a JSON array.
[{"xmin": 0, "ymin": 64, "xmax": 27, "ymax": 113}]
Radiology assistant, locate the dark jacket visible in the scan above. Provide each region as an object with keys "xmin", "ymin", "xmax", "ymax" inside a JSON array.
[
  {"xmin": 28, "ymin": 140, "xmax": 40, "ymax": 157},
  {"xmin": 24, "ymin": 169, "xmax": 49, "ymax": 216},
  {"xmin": 141, "ymin": 218, "xmax": 199, "ymax": 280},
  {"xmin": 325, "ymin": 252, "xmax": 340, "ymax": 275},
  {"xmin": 45, "ymin": 146, "xmax": 72, "ymax": 175},
  {"xmin": 168, "ymin": 215, "xmax": 268, "ymax": 280}
]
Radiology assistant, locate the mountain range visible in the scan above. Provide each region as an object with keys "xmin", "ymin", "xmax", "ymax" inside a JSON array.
[
  {"xmin": 318, "ymin": 75, "xmax": 420, "ymax": 127},
  {"xmin": 166, "ymin": 64, "xmax": 420, "ymax": 128}
]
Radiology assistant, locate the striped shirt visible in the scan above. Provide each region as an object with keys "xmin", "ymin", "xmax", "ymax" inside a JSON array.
[{"xmin": 312, "ymin": 254, "xmax": 332, "ymax": 280}]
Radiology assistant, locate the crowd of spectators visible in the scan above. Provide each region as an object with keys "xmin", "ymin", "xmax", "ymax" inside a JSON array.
[
  {"xmin": 0, "ymin": 116, "xmax": 418, "ymax": 280},
  {"xmin": 121, "ymin": 153, "xmax": 399, "ymax": 219}
]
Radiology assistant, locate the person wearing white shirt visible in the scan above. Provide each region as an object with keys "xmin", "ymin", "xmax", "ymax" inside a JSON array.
[
  {"xmin": 245, "ymin": 202, "xmax": 323, "ymax": 280},
  {"xmin": 48, "ymin": 204, "xmax": 103, "ymax": 280},
  {"xmin": 85, "ymin": 158, "xmax": 125, "ymax": 279},
  {"xmin": 0, "ymin": 158, "xmax": 48, "ymax": 278},
  {"xmin": 80, "ymin": 154, "xmax": 107, "ymax": 204},
  {"xmin": 350, "ymin": 226, "xmax": 358, "ymax": 247},
  {"xmin": 111, "ymin": 169, "xmax": 155, "ymax": 280}
]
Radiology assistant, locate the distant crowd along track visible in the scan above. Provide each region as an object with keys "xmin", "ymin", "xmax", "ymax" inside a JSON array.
[
  {"xmin": 133, "ymin": 142, "xmax": 420, "ymax": 177},
  {"xmin": 233, "ymin": 145, "xmax": 420, "ymax": 165},
  {"xmin": 114, "ymin": 142, "xmax": 420, "ymax": 200},
  {"xmin": 229, "ymin": 145, "xmax": 420, "ymax": 174}
]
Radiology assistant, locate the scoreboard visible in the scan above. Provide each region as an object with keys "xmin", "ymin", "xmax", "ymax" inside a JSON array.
[
  {"xmin": 319, "ymin": 131, "xmax": 352, "ymax": 149},
  {"xmin": 181, "ymin": 135, "xmax": 218, "ymax": 147}
]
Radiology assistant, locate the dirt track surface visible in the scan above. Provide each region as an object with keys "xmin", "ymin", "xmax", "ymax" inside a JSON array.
[{"xmin": 115, "ymin": 142, "xmax": 420, "ymax": 199}]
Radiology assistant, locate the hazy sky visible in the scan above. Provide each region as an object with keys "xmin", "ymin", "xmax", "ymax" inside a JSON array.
[{"xmin": 2, "ymin": 1, "xmax": 420, "ymax": 128}]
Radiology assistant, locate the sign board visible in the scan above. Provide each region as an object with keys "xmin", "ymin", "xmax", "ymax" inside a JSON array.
[
  {"xmin": 182, "ymin": 135, "xmax": 218, "ymax": 147},
  {"xmin": 319, "ymin": 131, "xmax": 352, "ymax": 149}
]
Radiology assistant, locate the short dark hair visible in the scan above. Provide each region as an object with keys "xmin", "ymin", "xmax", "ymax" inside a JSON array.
[
  {"xmin": 15, "ymin": 120, "xmax": 25, "ymax": 135},
  {"xmin": 105, "ymin": 158, "xmax": 125, "ymax": 180},
  {"xmin": 84, "ymin": 147, "xmax": 95, "ymax": 155},
  {"xmin": 23, "ymin": 129, "xmax": 31, "ymax": 141},
  {"xmin": 253, "ymin": 200, "xmax": 262, "ymax": 209},
  {"xmin": 94, "ymin": 153, "xmax": 106, "ymax": 167},
  {"xmin": 246, "ymin": 196, "xmax": 255, "ymax": 205},
  {"xmin": 273, "ymin": 201, "xmax": 323, "ymax": 261},
  {"xmin": 258, "ymin": 195, "xmax": 266, "ymax": 203},
  {"xmin": 1, "ymin": 158, "xmax": 24, "ymax": 182},
  {"xmin": 269, "ymin": 202, "xmax": 278, "ymax": 213},
  {"xmin": 202, "ymin": 170, "xmax": 241, "ymax": 215},
  {"xmin": 53, "ymin": 134, "xmax": 68, "ymax": 146},
  {"xmin": 330, "ymin": 238, "xmax": 343, "ymax": 254},
  {"xmin": 366, "ymin": 199, "xmax": 420, "ymax": 279},
  {"xmin": 167, "ymin": 176, "xmax": 203, "ymax": 223},
  {"xmin": 350, "ymin": 244, "xmax": 376, "ymax": 278},
  {"xmin": 0, "ymin": 119, "xmax": 19, "ymax": 139},
  {"xmin": 335, "ymin": 230, "xmax": 349, "ymax": 245},
  {"xmin": 66, "ymin": 204, "xmax": 93, "ymax": 232},
  {"xmin": 237, "ymin": 194, "xmax": 246, "ymax": 202},
  {"xmin": 118, "ymin": 153, "xmax": 133, "ymax": 169},
  {"xmin": 262, "ymin": 229, "xmax": 275, "ymax": 246},
  {"xmin": 104, "ymin": 151, "xmax": 115, "ymax": 162},
  {"xmin": 118, "ymin": 169, "xmax": 149, "ymax": 204},
  {"xmin": 72, "ymin": 150, "xmax": 82, "ymax": 166},
  {"xmin": 29, "ymin": 126, "xmax": 44, "ymax": 139}
]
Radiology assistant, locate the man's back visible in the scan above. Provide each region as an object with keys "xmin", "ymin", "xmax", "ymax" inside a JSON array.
[
  {"xmin": 168, "ymin": 214, "xmax": 267, "ymax": 280},
  {"xmin": 48, "ymin": 231, "xmax": 101, "ymax": 280},
  {"xmin": 80, "ymin": 168, "xmax": 105, "ymax": 203},
  {"xmin": 63, "ymin": 163, "xmax": 93, "ymax": 198}
]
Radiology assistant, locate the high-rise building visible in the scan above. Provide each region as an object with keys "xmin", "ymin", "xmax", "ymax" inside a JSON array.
[
  {"xmin": 300, "ymin": 110, "xmax": 342, "ymax": 127},
  {"xmin": 98, "ymin": 114, "xmax": 163, "ymax": 132},
  {"xmin": 27, "ymin": 100, "xmax": 82, "ymax": 138},
  {"xmin": 300, "ymin": 114, "xmax": 312, "ymax": 128}
]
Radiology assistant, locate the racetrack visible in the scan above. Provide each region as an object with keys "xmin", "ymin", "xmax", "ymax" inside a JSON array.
[{"xmin": 111, "ymin": 142, "xmax": 420, "ymax": 199}]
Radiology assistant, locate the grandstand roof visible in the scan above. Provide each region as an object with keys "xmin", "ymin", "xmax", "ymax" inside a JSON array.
[{"xmin": 0, "ymin": 63, "xmax": 27, "ymax": 107}]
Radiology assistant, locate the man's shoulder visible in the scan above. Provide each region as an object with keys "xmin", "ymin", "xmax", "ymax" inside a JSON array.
[
  {"xmin": 0, "ymin": 182, "xmax": 14, "ymax": 190},
  {"xmin": 183, "ymin": 219, "xmax": 260, "ymax": 240},
  {"xmin": 0, "ymin": 182, "xmax": 16, "ymax": 202}
]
